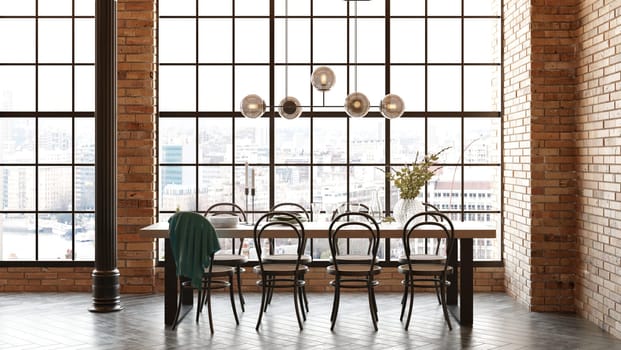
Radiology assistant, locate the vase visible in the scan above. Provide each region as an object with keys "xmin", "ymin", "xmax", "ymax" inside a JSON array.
[{"xmin": 393, "ymin": 198, "xmax": 425, "ymax": 224}]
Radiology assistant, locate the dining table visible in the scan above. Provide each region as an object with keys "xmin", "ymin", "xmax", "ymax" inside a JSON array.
[{"xmin": 139, "ymin": 220, "xmax": 496, "ymax": 327}]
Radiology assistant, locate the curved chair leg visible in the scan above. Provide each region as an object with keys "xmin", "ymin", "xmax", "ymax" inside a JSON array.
[
  {"xmin": 367, "ymin": 285, "xmax": 378, "ymax": 331},
  {"xmin": 196, "ymin": 285, "xmax": 203, "ymax": 323},
  {"xmin": 370, "ymin": 286, "xmax": 379, "ymax": 322},
  {"xmin": 298, "ymin": 283, "xmax": 307, "ymax": 321},
  {"xmin": 400, "ymin": 278, "xmax": 409, "ymax": 321},
  {"xmin": 265, "ymin": 275, "xmax": 275, "ymax": 312},
  {"xmin": 206, "ymin": 282, "xmax": 214, "ymax": 334},
  {"xmin": 330, "ymin": 285, "xmax": 341, "ymax": 330},
  {"xmin": 236, "ymin": 266, "xmax": 245, "ymax": 312},
  {"xmin": 171, "ymin": 279, "xmax": 184, "ymax": 330},
  {"xmin": 256, "ymin": 277, "xmax": 268, "ymax": 331},
  {"xmin": 228, "ymin": 274, "xmax": 240, "ymax": 325},
  {"xmin": 293, "ymin": 284, "xmax": 304, "ymax": 330},
  {"xmin": 405, "ymin": 280, "xmax": 415, "ymax": 330},
  {"xmin": 440, "ymin": 279, "xmax": 453, "ymax": 330},
  {"xmin": 434, "ymin": 280, "xmax": 442, "ymax": 305}
]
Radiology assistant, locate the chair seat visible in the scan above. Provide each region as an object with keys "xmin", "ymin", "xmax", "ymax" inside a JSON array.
[
  {"xmin": 326, "ymin": 264, "xmax": 382, "ymax": 276},
  {"xmin": 397, "ymin": 264, "xmax": 453, "ymax": 276},
  {"xmin": 253, "ymin": 264, "xmax": 309, "ymax": 275},
  {"xmin": 330, "ymin": 254, "xmax": 378, "ymax": 264},
  {"xmin": 397, "ymin": 254, "xmax": 446, "ymax": 264},
  {"xmin": 205, "ymin": 265, "xmax": 237, "ymax": 276},
  {"xmin": 263, "ymin": 254, "xmax": 312, "ymax": 264},
  {"xmin": 213, "ymin": 253, "xmax": 248, "ymax": 265}
]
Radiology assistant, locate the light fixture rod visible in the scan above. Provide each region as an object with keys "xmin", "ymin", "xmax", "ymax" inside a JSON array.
[
  {"xmin": 354, "ymin": 1, "xmax": 358, "ymax": 92},
  {"xmin": 285, "ymin": 0, "xmax": 289, "ymax": 97}
]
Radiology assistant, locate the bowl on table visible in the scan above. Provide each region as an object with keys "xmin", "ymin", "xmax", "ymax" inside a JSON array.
[{"xmin": 207, "ymin": 214, "xmax": 239, "ymax": 228}]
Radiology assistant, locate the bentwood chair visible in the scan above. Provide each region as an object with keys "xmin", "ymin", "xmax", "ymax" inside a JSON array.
[
  {"xmin": 264, "ymin": 202, "xmax": 312, "ymax": 311},
  {"xmin": 398, "ymin": 202, "xmax": 448, "ymax": 305},
  {"xmin": 168, "ymin": 211, "xmax": 239, "ymax": 333},
  {"xmin": 204, "ymin": 202, "xmax": 249, "ymax": 311},
  {"xmin": 330, "ymin": 202, "xmax": 370, "ymax": 220},
  {"xmin": 327, "ymin": 212, "xmax": 382, "ymax": 331},
  {"xmin": 253, "ymin": 212, "xmax": 309, "ymax": 331},
  {"xmin": 398, "ymin": 211, "xmax": 455, "ymax": 330}
]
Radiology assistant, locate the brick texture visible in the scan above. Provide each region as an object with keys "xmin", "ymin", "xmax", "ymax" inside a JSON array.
[{"xmin": 575, "ymin": 0, "xmax": 621, "ymax": 339}]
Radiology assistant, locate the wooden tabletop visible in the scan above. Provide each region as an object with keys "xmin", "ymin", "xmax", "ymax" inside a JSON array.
[{"xmin": 139, "ymin": 220, "xmax": 496, "ymax": 240}]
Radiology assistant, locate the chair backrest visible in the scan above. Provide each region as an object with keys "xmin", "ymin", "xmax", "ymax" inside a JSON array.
[
  {"xmin": 402, "ymin": 211, "xmax": 454, "ymax": 272},
  {"xmin": 421, "ymin": 202, "xmax": 446, "ymax": 255},
  {"xmin": 331, "ymin": 202, "xmax": 370, "ymax": 221},
  {"xmin": 328, "ymin": 212, "xmax": 380, "ymax": 273},
  {"xmin": 204, "ymin": 202, "xmax": 247, "ymax": 254},
  {"xmin": 253, "ymin": 211, "xmax": 306, "ymax": 271},
  {"xmin": 270, "ymin": 202, "xmax": 310, "ymax": 220},
  {"xmin": 168, "ymin": 211, "xmax": 221, "ymax": 288}
]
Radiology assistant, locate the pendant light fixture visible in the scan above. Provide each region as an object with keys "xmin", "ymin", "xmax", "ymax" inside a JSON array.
[
  {"xmin": 344, "ymin": 0, "xmax": 370, "ymax": 118},
  {"xmin": 242, "ymin": 0, "xmax": 404, "ymax": 120}
]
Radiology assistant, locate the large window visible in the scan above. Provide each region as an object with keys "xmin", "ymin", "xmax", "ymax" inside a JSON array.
[
  {"xmin": 0, "ymin": 1, "xmax": 95, "ymax": 262},
  {"xmin": 158, "ymin": 0, "xmax": 502, "ymax": 261}
]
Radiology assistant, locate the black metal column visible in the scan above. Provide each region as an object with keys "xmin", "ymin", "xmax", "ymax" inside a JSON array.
[{"xmin": 90, "ymin": 0, "xmax": 122, "ymax": 313}]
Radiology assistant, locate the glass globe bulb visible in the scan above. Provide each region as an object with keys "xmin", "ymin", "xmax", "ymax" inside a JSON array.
[
  {"xmin": 279, "ymin": 96, "xmax": 302, "ymax": 119},
  {"xmin": 240, "ymin": 94, "xmax": 265, "ymax": 119},
  {"xmin": 311, "ymin": 66, "xmax": 335, "ymax": 91},
  {"xmin": 344, "ymin": 92, "xmax": 370, "ymax": 118},
  {"xmin": 380, "ymin": 94, "xmax": 404, "ymax": 119}
]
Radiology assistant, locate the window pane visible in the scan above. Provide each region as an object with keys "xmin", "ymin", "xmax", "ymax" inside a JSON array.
[
  {"xmin": 159, "ymin": 118, "xmax": 197, "ymax": 163},
  {"xmin": 426, "ymin": 166, "xmax": 461, "ymax": 212},
  {"xmin": 1, "ymin": 213, "xmax": 36, "ymax": 260},
  {"xmin": 428, "ymin": 19, "xmax": 461, "ymax": 63},
  {"xmin": 199, "ymin": 66, "xmax": 232, "ymax": 111},
  {"xmin": 464, "ymin": 0, "xmax": 500, "ymax": 16},
  {"xmin": 275, "ymin": 19, "xmax": 310, "ymax": 64},
  {"xmin": 39, "ymin": 19, "xmax": 72, "ymax": 63},
  {"xmin": 311, "ymin": 65, "xmax": 347, "ymax": 111},
  {"xmin": 464, "ymin": 19, "xmax": 501, "ymax": 63},
  {"xmin": 0, "ymin": 167, "xmax": 35, "ymax": 211},
  {"xmin": 0, "ymin": 118, "xmax": 35, "ymax": 163},
  {"xmin": 390, "ymin": 0, "xmax": 425, "ymax": 16},
  {"xmin": 350, "ymin": 65, "xmax": 385, "ymax": 105},
  {"xmin": 39, "ymin": 118, "xmax": 72, "ymax": 164},
  {"xmin": 75, "ymin": 166, "xmax": 94, "ymax": 211},
  {"xmin": 274, "ymin": 166, "xmax": 310, "ymax": 207},
  {"xmin": 235, "ymin": 19, "xmax": 269, "ymax": 63},
  {"xmin": 38, "ymin": 66, "xmax": 72, "ymax": 111},
  {"xmin": 350, "ymin": 19, "xmax": 385, "ymax": 63},
  {"xmin": 237, "ymin": 165, "xmax": 269, "ymax": 213},
  {"xmin": 0, "ymin": 19, "xmax": 35, "ymax": 63},
  {"xmin": 75, "ymin": 66, "xmax": 95, "ymax": 112},
  {"xmin": 313, "ymin": 165, "xmax": 347, "ymax": 211},
  {"xmin": 0, "ymin": 0, "xmax": 34, "ymax": 15},
  {"xmin": 464, "ymin": 66, "xmax": 500, "ymax": 111},
  {"xmin": 349, "ymin": 166, "xmax": 386, "ymax": 205},
  {"xmin": 160, "ymin": 166, "xmax": 196, "ymax": 212},
  {"xmin": 38, "ymin": 214, "xmax": 72, "ymax": 260},
  {"xmin": 234, "ymin": 117, "xmax": 270, "ymax": 164},
  {"xmin": 199, "ymin": 0, "xmax": 232, "ymax": 16},
  {"xmin": 313, "ymin": 19, "xmax": 346, "ymax": 64},
  {"xmin": 313, "ymin": 0, "xmax": 346, "ymax": 16},
  {"xmin": 464, "ymin": 117, "xmax": 501, "ymax": 164},
  {"xmin": 275, "ymin": 0, "xmax": 310, "ymax": 16},
  {"xmin": 391, "ymin": 66, "xmax": 425, "ymax": 111},
  {"xmin": 391, "ymin": 19, "xmax": 425, "ymax": 64},
  {"xmin": 159, "ymin": 0, "xmax": 195, "ymax": 16},
  {"xmin": 75, "ymin": 118, "xmax": 95, "ymax": 163},
  {"xmin": 38, "ymin": 166, "xmax": 72, "ymax": 211},
  {"xmin": 274, "ymin": 66, "xmax": 311, "ymax": 110},
  {"xmin": 234, "ymin": 66, "xmax": 269, "ymax": 112},
  {"xmin": 198, "ymin": 118, "xmax": 232, "ymax": 164},
  {"xmin": 159, "ymin": 19, "xmax": 196, "ymax": 64},
  {"xmin": 75, "ymin": 0, "xmax": 95, "ymax": 16},
  {"xmin": 390, "ymin": 117, "xmax": 425, "ymax": 163},
  {"xmin": 38, "ymin": 0, "xmax": 71, "ymax": 16},
  {"xmin": 159, "ymin": 66, "xmax": 196, "ymax": 111},
  {"xmin": 275, "ymin": 117, "xmax": 310, "ymax": 164},
  {"xmin": 350, "ymin": 118, "xmax": 385, "ymax": 164},
  {"xmin": 428, "ymin": 118, "xmax": 461, "ymax": 162},
  {"xmin": 75, "ymin": 19, "xmax": 95, "ymax": 64},
  {"xmin": 199, "ymin": 19, "xmax": 232, "ymax": 63},
  {"xmin": 74, "ymin": 213, "xmax": 95, "ymax": 260},
  {"xmin": 464, "ymin": 166, "xmax": 500, "ymax": 211},
  {"xmin": 313, "ymin": 118, "xmax": 347, "ymax": 164},
  {"xmin": 235, "ymin": 0, "xmax": 269, "ymax": 16},
  {"xmin": 0, "ymin": 66, "xmax": 36, "ymax": 111},
  {"xmin": 427, "ymin": 66, "xmax": 461, "ymax": 111},
  {"xmin": 198, "ymin": 166, "xmax": 233, "ymax": 212},
  {"xmin": 428, "ymin": 0, "xmax": 461, "ymax": 16}
]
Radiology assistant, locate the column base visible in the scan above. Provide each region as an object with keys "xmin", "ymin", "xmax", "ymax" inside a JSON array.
[{"xmin": 89, "ymin": 268, "xmax": 123, "ymax": 313}]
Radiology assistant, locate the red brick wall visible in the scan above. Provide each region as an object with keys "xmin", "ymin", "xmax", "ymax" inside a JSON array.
[
  {"xmin": 503, "ymin": 0, "xmax": 534, "ymax": 308},
  {"xmin": 575, "ymin": 0, "xmax": 621, "ymax": 339}
]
